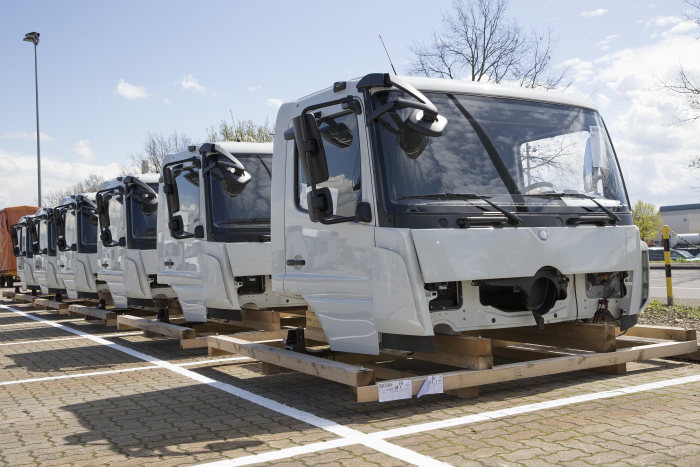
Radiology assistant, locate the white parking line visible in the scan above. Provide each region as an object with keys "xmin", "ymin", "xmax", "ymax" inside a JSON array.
[
  {"xmin": 0, "ymin": 331, "xmax": 141, "ymax": 346},
  {"xmin": 0, "ymin": 356, "xmax": 253, "ymax": 386},
  {"xmin": 0, "ymin": 319, "xmax": 83, "ymax": 327},
  {"xmin": 0, "ymin": 303, "xmax": 447, "ymax": 467},
  {"xmin": 198, "ymin": 372, "xmax": 700, "ymax": 466},
  {"xmin": 0, "ymin": 365, "xmax": 159, "ymax": 386}
]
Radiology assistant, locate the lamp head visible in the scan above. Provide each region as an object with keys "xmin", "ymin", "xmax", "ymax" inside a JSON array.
[{"xmin": 23, "ymin": 32, "xmax": 40, "ymax": 45}]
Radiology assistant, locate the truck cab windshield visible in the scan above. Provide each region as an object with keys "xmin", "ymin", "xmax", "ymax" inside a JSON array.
[
  {"xmin": 205, "ymin": 154, "xmax": 272, "ymax": 240},
  {"xmin": 370, "ymin": 91, "xmax": 628, "ymax": 220}
]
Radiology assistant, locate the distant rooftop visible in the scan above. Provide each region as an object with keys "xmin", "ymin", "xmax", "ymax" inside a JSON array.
[{"xmin": 660, "ymin": 203, "xmax": 700, "ymax": 212}]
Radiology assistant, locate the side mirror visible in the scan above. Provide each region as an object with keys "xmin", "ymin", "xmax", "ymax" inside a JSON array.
[
  {"xmin": 71, "ymin": 243, "xmax": 77, "ymax": 252},
  {"xmin": 42, "ymin": 248, "xmax": 48, "ymax": 254},
  {"xmin": 162, "ymin": 168, "xmax": 180, "ymax": 218},
  {"xmin": 307, "ymin": 187, "xmax": 333, "ymax": 222},
  {"xmin": 95, "ymin": 193, "xmax": 111, "ymax": 230},
  {"xmin": 355, "ymin": 202, "xmax": 372, "ymax": 223},
  {"xmin": 100, "ymin": 229, "xmax": 112, "ymax": 246},
  {"xmin": 168, "ymin": 215, "xmax": 185, "ymax": 238},
  {"xmin": 118, "ymin": 237, "xmax": 126, "ymax": 247},
  {"xmin": 405, "ymin": 108, "xmax": 447, "ymax": 137},
  {"xmin": 194, "ymin": 225, "xmax": 205, "ymax": 239},
  {"xmin": 293, "ymin": 113, "xmax": 329, "ymax": 185}
]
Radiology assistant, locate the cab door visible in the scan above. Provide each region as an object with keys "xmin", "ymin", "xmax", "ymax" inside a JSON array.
[
  {"xmin": 283, "ymin": 101, "xmax": 379, "ymax": 354},
  {"xmin": 159, "ymin": 159, "xmax": 205, "ymax": 320}
]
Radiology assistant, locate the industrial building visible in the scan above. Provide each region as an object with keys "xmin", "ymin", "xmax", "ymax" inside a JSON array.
[{"xmin": 659, "ymin": 203, "xmax": 700, "ymax": 234}]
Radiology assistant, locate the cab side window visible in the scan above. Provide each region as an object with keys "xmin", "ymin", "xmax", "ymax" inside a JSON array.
[
  {"xmin": 174, "ymin": 166, "xmax": 201, "ymax": 233},
  {"xmin": 296, "ymin": 111, "xmax": 361, "ymax": 217}
]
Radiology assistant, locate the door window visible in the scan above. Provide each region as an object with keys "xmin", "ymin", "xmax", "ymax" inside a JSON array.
[
  {"xmin": 296, "ymin": 110, "xmax": 361, "ymax": 217},
  {"xmin": 174, "ymin": 166, "xmax": 201, "ymax": 233}
]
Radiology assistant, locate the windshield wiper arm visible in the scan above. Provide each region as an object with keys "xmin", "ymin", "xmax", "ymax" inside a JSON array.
[
  {"xmin": 527, "ymin": 193, "xmax": 621, "ymax": 225},
  {"xmin": 397, "ymin": 193, "xmax": 522, "ymax": 226}
]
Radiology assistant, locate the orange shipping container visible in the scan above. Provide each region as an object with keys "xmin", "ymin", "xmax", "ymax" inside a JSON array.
[{"xmin": 0, "ymin": 206, "xmax": 40, "ymax": 275}]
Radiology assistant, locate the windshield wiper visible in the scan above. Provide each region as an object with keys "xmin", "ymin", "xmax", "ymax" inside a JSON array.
[
  {"xmin": 397, "ymin": 193, "xmax": 522, "ymax": 226},
  {"xmin": 218, "ymin": 218, "xmax": 270, "ymax": 225},
  {"xmin": 526, "ymin": 192, "xmax": 621, "ymax": 225}
]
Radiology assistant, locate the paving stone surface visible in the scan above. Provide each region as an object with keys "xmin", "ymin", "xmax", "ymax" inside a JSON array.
[{"xmin": 0, "ymin": 294, "xmax": 699, "ymax": 466}]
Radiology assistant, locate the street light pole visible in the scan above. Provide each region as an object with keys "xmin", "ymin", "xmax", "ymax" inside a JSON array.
[{"xmin": 23, "ymin": 32, "xmax": 41, "ymax": 206}]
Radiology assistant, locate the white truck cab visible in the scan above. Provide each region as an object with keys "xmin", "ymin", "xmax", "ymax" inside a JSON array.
[
  {"xmin": 96, "ymin": 173, "xmax": 177, "ymax": 309},
  {"xmin": 273, "ymin": 73, "xmax": 650, "ymax": 355},
  {"xmin": 12, "ymin": 215, "xmax": 40, "ymax": 292},
  {"xmin": 30, "ymin": 207, "xmax": 65, "ymax": 298},
  {"xmin": 157, "ymin": 142, "xmax": 304, "ymax": 323},
  {"xmin": 55, "ymin": 194, "xmax": 106, "ymax": 301}
]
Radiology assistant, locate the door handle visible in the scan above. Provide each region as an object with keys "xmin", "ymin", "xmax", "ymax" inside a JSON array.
[
  {"xmin": 164, "ymin": 260, "xmax": 174, "ymax": 266},
  {"xmin": 101, "ymin": 262, "xmax": 108, "ymax": 268},
  {"xmin": 286, "ymin": 259, "xmax": 305, "ymax": 266}
]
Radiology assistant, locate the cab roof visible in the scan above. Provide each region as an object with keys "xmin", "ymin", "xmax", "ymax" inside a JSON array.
[{"xmin": 286, "ymin": 73, "xmax": 597, "ymax": 112}]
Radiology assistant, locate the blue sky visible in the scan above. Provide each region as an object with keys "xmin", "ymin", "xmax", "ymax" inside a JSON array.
[{"xmin": 2, "ymin": 0, "xmax": 700, "ymax": 208}]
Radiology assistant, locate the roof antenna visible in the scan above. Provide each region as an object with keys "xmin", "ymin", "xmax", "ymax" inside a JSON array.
[{"xmin": 379, "ymin": 34, "xmax": 398, "ymax": 75}]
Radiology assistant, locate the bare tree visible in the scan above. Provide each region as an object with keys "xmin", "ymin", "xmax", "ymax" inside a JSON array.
[
  {"xmin": 409, "ymin": 0, "xmax": 568, "ymax": 89},
  {"xmin": 43, "ymin": 174, "xmax": 105, "ymax": 207},
  {"xmin": 665, "ymin": 1, "xmax": 700, "ymax": 167},
  {"xmin": 206, "ymin": 116, "xmax": 273, "ymax": 143},
  {"xmin": 127, "ymin": 130, "xmax": 193, "ymax": 174}
]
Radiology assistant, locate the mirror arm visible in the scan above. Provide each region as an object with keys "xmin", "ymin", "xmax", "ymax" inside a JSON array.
[{"xmin": 368, "ymin": 98, "xmax": 438, "ymax": 122}]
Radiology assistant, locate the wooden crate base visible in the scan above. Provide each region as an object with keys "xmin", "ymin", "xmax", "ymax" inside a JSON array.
[
  {"xmin": 68, "ymin": 305, "xmax": 156, "ymax": 326},
  {"xmin": 206, "ymin": 312, "xmax": 698, "ymax": 403},
  {"xmin": 116, "ymin": 307, "xmax": 308, "ymax": 347},
  {"xmin": 2, "ymin": 291, "xmax": 16, "ymax": 299},
  {"xmin": 13, "ymin": 293, "xmax": 46, "ymax": 304}
]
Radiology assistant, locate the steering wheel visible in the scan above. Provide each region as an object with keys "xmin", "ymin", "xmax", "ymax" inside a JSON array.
[{"xmin": 522, "ymin": 181, "xmax": 556, "ymax": 194}]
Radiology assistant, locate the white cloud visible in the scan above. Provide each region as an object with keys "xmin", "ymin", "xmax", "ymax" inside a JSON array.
[
  {"xmin": 267, "ymin": 98, "xmax": 283, "ymax": 108},
  {"xmin": 0, "ymin": 149, "xmax": 121, "ymax": 207},
  {"xmin": 597, "ymin": 34, "xmax": 619, "ymax": 51},
  {"xmin": 74, "ymin": 139, "xmax": 94, "ymax": 162},
  {"xmin": 4, "ymin": 131, "xmax": 53, "ymax": 141},
  {"xmin": 645, "ymin": 15, "xmax": 698, "ymax": 38},
  {"xmin": 247, "ymin": 85, "xmax": 262, "ymax": 91},
  {"xmin": 569, "ymin": 34, "xmax": 700, "ymax": 206},
  {"xmin": 181, "ymin": 74, "xmax": 206, "ymax": 93},
  {"xmin": 580, "ymin": 8, "xmax": 608, "ymax": 17},
  {"xmin": 115, "ymin": 79, "xmax": 148, "ymax": 100}
]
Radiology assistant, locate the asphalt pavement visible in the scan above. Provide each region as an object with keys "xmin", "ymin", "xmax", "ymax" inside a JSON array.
[{"xmin": 650, "ymin": 267, "xmax": 700, "ymax": 303}]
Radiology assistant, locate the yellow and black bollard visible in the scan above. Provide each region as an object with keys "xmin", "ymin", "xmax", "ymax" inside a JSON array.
[{"xmin": 662, "ymin": 225, "xmax": 673, "ymax": 306}]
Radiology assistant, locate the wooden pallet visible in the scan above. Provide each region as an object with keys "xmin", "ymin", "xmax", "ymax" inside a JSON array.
[
  {"xmin": 68, "ymin": 304, "xmax": 156, "ymax": 326},
  {"xmin": 13, "ymin": 293, "xmax": 50, "ymax": 304},
  {"xmin": 2, "ymin": 291, "xmax": 16, "ymax": 299},
  {"xmin": 115, "ymin": 307, "xmax": 305, "ymax": 347},
  {"xmin": 206, "ymin": 311, "xmax": 698, "ymax": 403}
]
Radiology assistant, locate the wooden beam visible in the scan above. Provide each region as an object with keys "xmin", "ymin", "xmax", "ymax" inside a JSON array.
[
  {"xmin": 465, "ymin": 322, "xmax": 617, "ymax": 352},
  {"xmin": 623, "ymin": 325, "xmax": 697, "ymax": 342},
  {"xmin": 353, "ymin": 340, "xmax": 696, "ymax": 403},
  {"xmin": 493, "ymin": 344, "xmax": 626, "ymax": 375},
  {"xmin": 116, "ymin": 314, "xmax": 196, "ymax": 339},
  {"xmin": 208, "ymin": 335, "xmax": 375, "ymax": 387},
  {"xmin": 68, "ymin": 304, "xmax": 118, "ymax": 325}
]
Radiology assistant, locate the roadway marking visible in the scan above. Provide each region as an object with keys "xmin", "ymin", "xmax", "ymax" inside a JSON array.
[
  {"xmin": 0, "ymin": 319, "xmax": 83, "ymax": 327},
  {"xmin": 198, "ymin": 372, "xmax": 700, "ymax": 466},
  {"xmin": 0, "ymin": 331, "xmax": 141, "ymax": 346},
  {"xmin": 0, "ymin": 303, "xmax": 447, "ymax": 467},
  {"xmin": 0, "ymin": 357, "xmax": 252, "ymax": 386}
]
